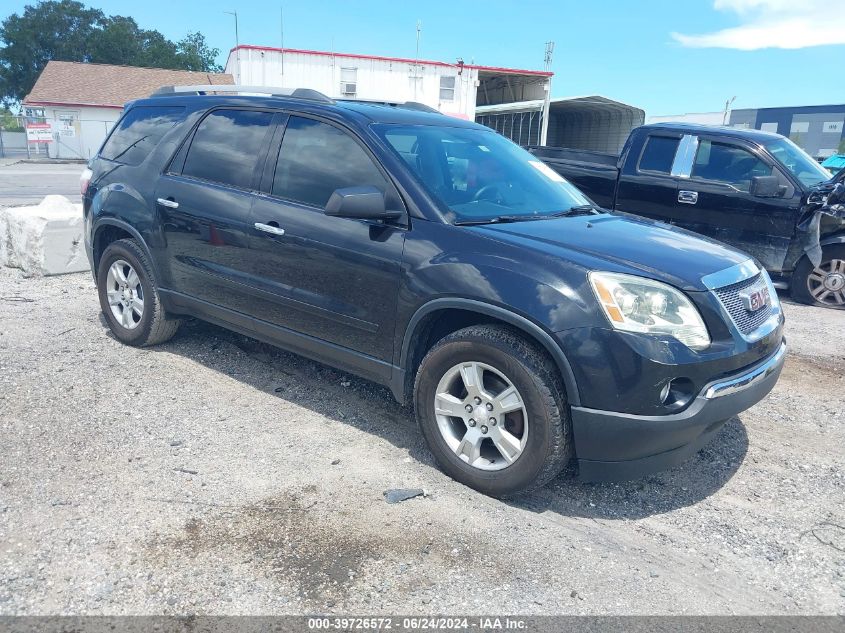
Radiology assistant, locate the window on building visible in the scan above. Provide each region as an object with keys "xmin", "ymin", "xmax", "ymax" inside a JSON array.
[
  {"xmin": 182, "ymin": 109, "xmax": 274, "ymax": 189},
  {"xmin": 340, "ymin": 68, "xmax": 357, "ymax": 97},
  {"xmin": 691, "ymin": 140, "xmax": 773, "ymax": 192},
  {"xmin": 638, "ymin": 136, "xmax": 680, "ymax": 174},
  {"xmin": 440, "ymin": 75, "xmax": 456, "ymax": 101},
  {"xmin": 100, "ymin": 105, "xmax": 185, "ymax": 166},
  {"xmin": 272, "ymin": 116, "xmax": 388, "ymax": 208}
]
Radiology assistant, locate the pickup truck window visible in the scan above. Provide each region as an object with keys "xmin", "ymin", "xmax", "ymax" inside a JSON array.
[
  {"xmin": 375, "ymin": 124, "xmax": 590, "ymax": 222},
  {"xmin": 691, "ymin": 140, "xmax": 772, "ymax": 192},
  {"xmin": 273, "ymin": 116, "xmax": 388, "ymax": 208},
  {"xmin": 763, "ymin": 137, "xmax": 832, "ymax": 188},
  {"xmin": 638, "ymin": 136, "xmax": 680, "ymax": 174}
]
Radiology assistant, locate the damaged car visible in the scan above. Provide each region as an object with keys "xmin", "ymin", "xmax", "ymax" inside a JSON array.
[{"xmin": 532, "ymin": 124, "xmax": 845, "ymax": 308}]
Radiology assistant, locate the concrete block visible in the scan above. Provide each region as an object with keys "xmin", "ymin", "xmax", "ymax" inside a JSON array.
[{"xmin": 0, "ymin": 195, "xmax": 88, "ymax": 275}]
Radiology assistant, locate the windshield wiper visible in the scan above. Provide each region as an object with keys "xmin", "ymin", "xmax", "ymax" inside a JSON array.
[
  {"xmin": 454, "ymin": 215, "xmax": 548, "ymax": 226},
  {"xmin": 550, "ymin": 204, "xmax": 601, "ymax": 217}
]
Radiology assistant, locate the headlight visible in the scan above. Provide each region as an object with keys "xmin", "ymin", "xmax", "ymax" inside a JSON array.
[{"xmin": 589, "ymin": 272, "xmax": 711, "ymax": 350}]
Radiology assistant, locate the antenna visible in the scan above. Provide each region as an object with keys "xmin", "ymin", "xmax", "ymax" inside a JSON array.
[
  {"xmin": 225, "ymin": 10, "xmax": 240, "ymax": 82},
  {"xmin": 544, "ymin": 41, "xmax": 555, "ymax": 72}
]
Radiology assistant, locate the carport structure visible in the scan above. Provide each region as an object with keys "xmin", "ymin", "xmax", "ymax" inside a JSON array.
[{"xmin": 476, "ymin": 95, "xmax": 644, "ymax": 153}]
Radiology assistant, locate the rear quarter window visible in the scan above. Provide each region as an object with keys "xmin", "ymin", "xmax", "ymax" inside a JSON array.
[
  {"xmin": 638, "ymin": 136, "xmax": 680, "ymax": 174},
  {"xmin": 99, "ymin": 105, "xmax": 186, "ymax": 166}
]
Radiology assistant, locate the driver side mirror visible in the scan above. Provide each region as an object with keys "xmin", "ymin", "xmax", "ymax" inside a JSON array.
[
  {"xmin": 749, "ymin": 175, "xmax": 783, "ymax": 198},
  {"xmin": 324, "ymin": 186, "xmax": 403, "ymax": 221}
]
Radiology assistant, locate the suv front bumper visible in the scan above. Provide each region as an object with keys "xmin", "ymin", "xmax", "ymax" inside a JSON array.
[{"xmin": 571, "ymin": 341, "xmax": 786, "ymax": 482}]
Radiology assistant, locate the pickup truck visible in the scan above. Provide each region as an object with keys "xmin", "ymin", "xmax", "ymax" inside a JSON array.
[{"xmin": 531, "ymin": 123, "xmax": 845, "ymax": 308}]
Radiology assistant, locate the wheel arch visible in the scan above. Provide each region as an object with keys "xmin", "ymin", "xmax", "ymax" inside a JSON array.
[
  {"xmin": 91, "ymin": 219, "xmax": 157, "ymax": 285},
  {"xmin": 398, "ymin": 298, "xmax": 580, "ymax": 407},
  {"xmin": 819, "ymin": 232, "xmax": 845, "ymax": 248}
]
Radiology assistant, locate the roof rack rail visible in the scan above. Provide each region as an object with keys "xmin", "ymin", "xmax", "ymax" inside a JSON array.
[
  {"xmin": 339, "ymin": 98, "xmax": 441, "ymax": 114},
  {"xmin": 150, "ymin": 85, "xmax": 334, "ymax": 104}
]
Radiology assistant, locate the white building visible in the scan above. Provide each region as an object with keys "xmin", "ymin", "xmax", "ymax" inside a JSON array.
[
  {"xmin": 225, "ymin": 45, "xmax": 554, "ymax": 144},
  {"xmin": 22, "ymin": 61, "xmax": 233, "ymax": 160}
]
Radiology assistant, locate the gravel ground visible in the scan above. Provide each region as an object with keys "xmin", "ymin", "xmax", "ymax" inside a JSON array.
[{"xmin": 0, "ymin": 268, "xmax": 843, "ymax": 615}]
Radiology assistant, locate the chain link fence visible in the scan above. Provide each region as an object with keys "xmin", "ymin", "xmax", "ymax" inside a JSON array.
[{"xmin": 0, "ymin": 113, "xmax": 118, "ymax": 161}]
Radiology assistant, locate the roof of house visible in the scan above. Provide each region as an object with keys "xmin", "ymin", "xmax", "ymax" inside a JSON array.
[
  {"xmin": 229, "ymin": 45, "xmax": 554, "ymax": 78},
  {"xmin": 23, "ymin": 61, "xmax": 234, "ymax": 109}
]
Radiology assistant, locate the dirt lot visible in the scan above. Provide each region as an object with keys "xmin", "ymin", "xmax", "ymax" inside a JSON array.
[{"xmin": 0, "ymin": 267, "xmax": 843, "ymax": 615}]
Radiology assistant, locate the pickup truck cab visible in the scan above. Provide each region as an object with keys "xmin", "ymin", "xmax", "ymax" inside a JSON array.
[
  {"xmin": 82, "ymin": 87, "xmax": 785, "ymax": 496},
  {"xmin": 532, "ymin": 123, "xmax": 845, "ymax": 308}
]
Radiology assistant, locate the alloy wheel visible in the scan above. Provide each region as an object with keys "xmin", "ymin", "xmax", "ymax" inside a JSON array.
[
  {"xmin": 807, "ymin": 258, "xmax": 845, "ymax": 306},
  {"xmin": 433, "ymin": 361, "xmax": 528, "ymax": 471},
  {"xmin": 105, "ymin": 259, "xmax": 145, "ymax": 329}
]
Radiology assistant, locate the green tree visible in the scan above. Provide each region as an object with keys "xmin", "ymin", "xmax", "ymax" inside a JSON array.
[
  {"xmin": 838, "ymin": 138, "xmax": 845, "ymax": 155},
  {"xmin": 176, "ymin": 32, "xmax": 222, "ymax": 73},
  {"xmin": 0, "ymin": 0, "xmax": 104, "ymax": 104},
  {"xmin": 1, "ymin": 1, "xmax": 223, "ymax": 106},
  {"xmin": 1, "ymin": 106, "xmax": 24, "ymax": 131}
]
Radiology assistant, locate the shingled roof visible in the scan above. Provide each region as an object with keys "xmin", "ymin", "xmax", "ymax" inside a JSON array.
[{"xmin": 23, "ymin": 61, "xmax": 234, "ymax": 108}]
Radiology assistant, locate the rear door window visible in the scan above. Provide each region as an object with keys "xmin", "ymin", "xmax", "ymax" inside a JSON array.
[
  {"xmin": 638, "ymin": 136, "xmax": 680, "ymax": 174},
  {"xmin": 271, "ymin": 116, "xmax": 388, "ymax": 208},
  {"xmin": 182, "ymin": 109, "xmax": 275, "ymax": 190},
  {"xmin": 99, "ymin": 105, "xmax": 185, "ymax": 165},
  {"xmin": 692, "ymin": 140, "xmax": 773, "ymax": 192}
]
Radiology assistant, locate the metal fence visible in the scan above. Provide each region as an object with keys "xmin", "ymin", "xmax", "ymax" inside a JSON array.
[{"xmin": 1, "ymin": 114, "xmax": 118, "ymax": 161}]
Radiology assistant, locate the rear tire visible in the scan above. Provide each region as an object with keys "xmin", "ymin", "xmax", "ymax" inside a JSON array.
[
  {"xmin": 413, "ymin": 324, "xmax": 572, "ymax": 498},
  {"xmin": 791, "ymin": 245, "xmax": 845, "ymax": 308},
  {"xmin": 97, "ymin": 239, "xmax": 181, "ymax": 346}
]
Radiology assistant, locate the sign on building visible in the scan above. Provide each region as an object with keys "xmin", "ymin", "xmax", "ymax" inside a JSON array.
[
  {"xmin": 25, "ymin": 123, "xmax": 53, "ymax": 143},
  {"xmin": 822, "ymin": 121, "xmax": 843, "ymax": 134}
]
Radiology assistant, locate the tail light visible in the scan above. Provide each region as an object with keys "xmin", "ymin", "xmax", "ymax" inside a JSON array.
[{"xmin": 80, "ymin": 167, "xmax": 93, "ymax": 195}]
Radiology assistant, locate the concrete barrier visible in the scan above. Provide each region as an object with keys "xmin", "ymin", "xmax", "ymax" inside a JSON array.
[{"xmin": 0, "ymin": 195, "xmax": 88, "ymax": 275}]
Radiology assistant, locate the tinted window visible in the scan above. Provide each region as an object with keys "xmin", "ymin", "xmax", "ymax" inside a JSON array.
[
  {"xmin": 692, "ymin": 140, "xmax": 773, "ymax": 192},
  {"xmin": 100, "ymin": 106, "xmax": 185, "ymax": 165},
  {"xmin": 182, "ymin": 109, "xmax": 274, "ymax": 189},
  {"xmin": 272, "ymin": 117, "xmax": 388, "ymax": 208},
  {"xmin": 639, "ymin": 136, "xmax": 680, "ymax": 174}
]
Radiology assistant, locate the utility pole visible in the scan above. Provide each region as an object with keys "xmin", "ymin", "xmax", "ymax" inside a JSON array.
[
  {"xmin": 280, "ymin": 6, "xmax": 285, "ymax": 79},
  {"xmin": 225, "ymin": 11, "xmax": 240, "ymax": 82},
  {"xmin": 414, "ymin": 20, "xmax": 421, "ymax": 100},
  {"xmin": 541, "ymin": 41, "xmax": 554, "ymax": 146}
]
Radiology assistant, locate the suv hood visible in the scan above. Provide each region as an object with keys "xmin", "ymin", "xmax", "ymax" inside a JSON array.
[{"xmin": 472, "ymin": 213, "xmax": 751, "ymax": 292}]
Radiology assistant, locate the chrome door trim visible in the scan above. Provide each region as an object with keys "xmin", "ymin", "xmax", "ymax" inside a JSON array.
[{"xmin": 670, "ymin": 134, "xmax": 699, "ymax": 178}]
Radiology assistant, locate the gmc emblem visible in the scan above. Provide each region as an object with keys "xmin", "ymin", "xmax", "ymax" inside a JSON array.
[{"xmin": 740, "ymin": 285, "xmax": 770, "ymax": 312}]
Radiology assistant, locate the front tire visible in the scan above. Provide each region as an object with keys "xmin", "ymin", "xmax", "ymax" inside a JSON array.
[
  {"xmin": 414, "ymin": 325, "xmax": 572, "ymax": 498},
  {"xmin": 791, "ymin": 245, "xmax": 845, "ymax": 308},
  {"xmin": 97, "ymin": 238, "xmax": 181, "ymax": 346}
]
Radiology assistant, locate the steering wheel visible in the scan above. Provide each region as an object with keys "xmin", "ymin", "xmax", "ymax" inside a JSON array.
[{"xmin": 473, "ymin": 184, "xmax": 504, "ymax": 203}]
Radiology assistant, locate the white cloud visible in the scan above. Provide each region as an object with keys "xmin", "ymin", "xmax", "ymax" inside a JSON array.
[{"xmin": 672, "ymin": 0, "xmax": 845, "ymax": 50}]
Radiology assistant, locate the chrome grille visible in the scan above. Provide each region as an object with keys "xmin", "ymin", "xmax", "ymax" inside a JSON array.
[{"xmin": 713, "ymin": 273, "xmax": 773, "ymax": 335}]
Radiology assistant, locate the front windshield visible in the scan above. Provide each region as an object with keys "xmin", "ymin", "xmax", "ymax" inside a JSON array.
[
  {"xmin": 764, "ymin": 137, "xmax": 831, "ymax": 188},
  {"xmin": 374, "ymin": 123, "xmax": 591, "ymax": 222}
]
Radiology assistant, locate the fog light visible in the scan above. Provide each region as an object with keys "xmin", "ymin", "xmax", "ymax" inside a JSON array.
[{"xmin": 660, "ymin": 377, "xmax": 695, "ymax": 409}]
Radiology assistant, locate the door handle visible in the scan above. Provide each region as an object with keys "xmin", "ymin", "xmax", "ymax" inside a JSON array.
[
  {"xmin": 156, "ymin": 197, "xmax": 179, "ymax": 209},
  {"xmin": 254, "ymin": 222, "xmax": 285, "ymax": 236},
  {"xmin": 678, "ymin": 190, "xmax": 699, "ymax": 205}
]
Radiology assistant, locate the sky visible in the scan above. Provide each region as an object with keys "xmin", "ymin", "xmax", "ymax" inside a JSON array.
[{"xmin": 5, "ymin": 0, "xmax": 844, "ymax": 116}]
